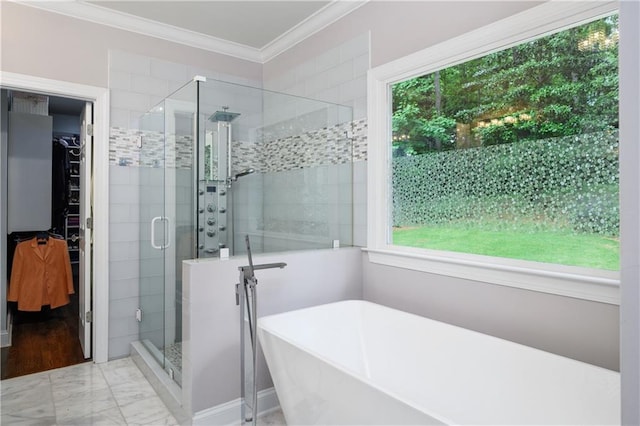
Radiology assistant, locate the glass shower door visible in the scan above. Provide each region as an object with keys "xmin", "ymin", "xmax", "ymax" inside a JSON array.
[
  {"xmin": 139, "ymin": 100, "xmax": 167, "ymax": 377},
  {"xmin": 139, "ymin": 80, "xmax": 197, "ymax": 387}
]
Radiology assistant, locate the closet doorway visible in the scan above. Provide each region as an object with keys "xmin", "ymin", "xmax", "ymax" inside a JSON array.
[{"xmin": 0, "ymin": 89, "xmax": 94, "ymax": 378}]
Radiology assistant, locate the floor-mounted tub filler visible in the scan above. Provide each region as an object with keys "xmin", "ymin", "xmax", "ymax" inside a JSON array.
[{"xmin": 258, "ymin": 300, "xmax": 620, "ymax": 425}]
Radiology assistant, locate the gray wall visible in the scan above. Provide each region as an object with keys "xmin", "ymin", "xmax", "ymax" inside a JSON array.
[{"xmin": 363, "ymin": 255, "xmax": 619, "ymax": 371}]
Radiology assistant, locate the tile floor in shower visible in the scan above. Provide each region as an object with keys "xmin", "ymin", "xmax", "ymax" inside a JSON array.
[
  {"xmin": 1, "ymin": 356, "xmax": 287, "ymax": 425},
  {"xmin": 165, "ymin": 341, "xmax": 182, "ymax": 374}
]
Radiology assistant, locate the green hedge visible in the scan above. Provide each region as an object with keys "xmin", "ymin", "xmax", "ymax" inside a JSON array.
[{"xmin": 392, "ymin": 131, "xmax": 619, "ymax": 236}]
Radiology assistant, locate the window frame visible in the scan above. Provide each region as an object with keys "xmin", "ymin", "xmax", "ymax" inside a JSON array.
[{"xmin": 366, "ymin": 0, "xmax": 620, "ymax": 305}]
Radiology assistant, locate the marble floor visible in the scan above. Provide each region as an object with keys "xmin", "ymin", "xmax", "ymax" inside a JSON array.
[
  {"xmin": 1, "ymin": 356, "xmax": 288, "ymax": 426},
  {"xmin": 1, "ymin": 357, "xmax": 178, "ymax": 425}
]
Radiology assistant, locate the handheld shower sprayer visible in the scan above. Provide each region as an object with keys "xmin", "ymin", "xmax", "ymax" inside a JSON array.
[{"xmin": 230, "ymin": 168, "xmax": 255, "ymax": 182}]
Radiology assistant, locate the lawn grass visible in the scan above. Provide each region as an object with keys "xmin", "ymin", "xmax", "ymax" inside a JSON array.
[{"xmin": 392, "ymin": 225, "xmax": 619, "ymax": 270}]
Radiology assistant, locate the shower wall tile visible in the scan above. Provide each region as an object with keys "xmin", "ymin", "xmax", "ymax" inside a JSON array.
[
  {"xmin": 353, "ymin": 160, "xmax": 368, "ymax": 247},
  {"xmin": 110, "ymin": 90, "xmax": 153, "ymax": 113},
  {"xmin": 109, "ymin": 205, "xmax": 132, "ymax": 224},
  {"xmin": 109, "ymin": 283, "xmax": 141, "ymax": 359},
  {"xmin": 150, "ymin": 59, "xmax": 189, "ymax": 84},
  {"xmin": 218, "ymin": 73, "xmax": 260, "ymax": 88},
  {"xmin": 109, "ymin": 279, "xmax": 139, "ymax": 303},
  {"xmin": 263, "ymin": 32, "xmax": 370, "ymax": 120},
  {"xmin": 352, "ymin": 118, "xmax": 368, "ymax": 161},
  {"xmin": 109, "ymin": 164, "xmax": 142, "ymax": 358},
  {"xmin": 109, "ymin": 224, "xmax": 140, "ymax": 245},
  {"xmin": 109, "ymin": 184, "xmax": 139, "ymax": 205},
  {"xmin": 188, "ymin": 66, "xmax": 219, "ymax": 82},
  {"xmin": 109, "ymin": 70, "xmax": 132, "ymax": 91},
  {"xmin": 316, "ymin": 87, "xmax": 340, "ymax": 105},
  {"xmin": 328, "ymin": 61, "xmax": 354, "ymax": 88},
  {"xmin": 340, "ymin": 32, "xmax": 370, "ymax": 64},
  {"xmin": 353, "ymin": 182, "xmax": 367, "ymax": 206},
  {"xmin": 109, "ymin": 241, "xmax": 140, "ymax": 263},
  {"xmin": 353, "ymin": 159, "xmax": 367, "ymax": 184},
  {"xmin": 132, "ymin": 74, "xmax": 170, "ymax": 98},
  {"xmin": 305, "ymin": 73, "xmax": 328, "ymax": 96},
  {"xmin": 261, "ymin": 32, "xmax": 370, "ymax": 247},
  {"xmin": 353, "ymin": 96, "xmax": 367, "ymax": 121},
  {"xmin": 354, "ymin": 53, "xmax": 370, "ymax": 78},
  {"xmin": 315, "ymin": 47, "xmax": 341, "ymax": 74},
  {"xmin": 109, "ymin": 50, "xmax": 152, "ymax": 75},
  {"xmin": 339, "ymin": 76, "xmax": 367, "ymax": 104},
  {"xmin": 110, "ymin": 164, "xmax": 133, "ymax": 185},
  {"xmin": 109, "ymin": 50, "xmax": 199, "ymax": 168},
  {"xmin": 109, "ymin": 335, "xmax": 137, "ymax": 360},
  {"xmin": 109, "ymin": 316, "xmax": 139, "ymax": 339},
  {"xmin": 110, "ymin": 108, "xmax": 130, "ymax": 132},
  {"xmin": 110, "ymin": 259, "xmax": 139, "ymax": 281}
]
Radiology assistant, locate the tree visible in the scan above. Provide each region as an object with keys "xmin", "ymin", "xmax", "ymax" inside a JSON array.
[{"xmin": 392, "ymin": 14, "xmax": 619, "ymax": 154}]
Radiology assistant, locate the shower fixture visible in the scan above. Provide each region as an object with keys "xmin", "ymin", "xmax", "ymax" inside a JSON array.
[
  {"xmin": 230, "ymin": 168, "xmax": 255, "ymax": 182},
  {"xmin": 200, "ymin": 106, "xmax": 242, "ymax": 258},
  {"xmin": 209, "ymin": 106, "xmax": 240, "ymax": 123}
]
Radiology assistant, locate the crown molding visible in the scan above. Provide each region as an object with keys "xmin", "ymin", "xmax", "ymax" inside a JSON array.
[
  {"xmin": 14, "ymin": 1, "xmax": 263, "ymax": 63},
  {"xmin": 260, "ymin": 0, "xmax": 368, "ymax": 62},
  {"xmin": 13, "ymin": 0, "xmax": 369, "ymax": 65}
]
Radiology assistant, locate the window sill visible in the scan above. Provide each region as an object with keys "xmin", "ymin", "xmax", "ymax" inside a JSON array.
[{"xmin": 362, "ymin": 247, "xmax": 620, "ymax": 305}]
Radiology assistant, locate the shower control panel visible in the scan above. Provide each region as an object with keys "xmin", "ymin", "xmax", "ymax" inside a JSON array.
[{"xmin": 199, "ymin": 182, "xmax": 228, "ymax": 258}]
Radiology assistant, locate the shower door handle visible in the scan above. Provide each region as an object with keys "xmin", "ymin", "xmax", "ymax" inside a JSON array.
[{"xmin": 151, "ymin": 216, "xmax": 171, "ymax": 250}]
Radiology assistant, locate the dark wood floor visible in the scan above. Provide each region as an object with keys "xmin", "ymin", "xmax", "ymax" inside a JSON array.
[{"xmin": 1, "ymin": 294, "xmax": 88, "ymax": 380}]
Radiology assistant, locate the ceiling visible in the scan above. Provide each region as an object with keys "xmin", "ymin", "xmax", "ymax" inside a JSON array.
[
  {"xmin": 22, "ymin": 1, "xmax": 367, "ymax": 62},
  {"xmin": 88, "ymin": 1, "xmax": 330, "ymax": 49}
]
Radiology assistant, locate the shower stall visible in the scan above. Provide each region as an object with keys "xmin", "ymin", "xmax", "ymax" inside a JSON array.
[{"xmin": 137, "ymin": 76, "xmax": 353, "ymax": 389}]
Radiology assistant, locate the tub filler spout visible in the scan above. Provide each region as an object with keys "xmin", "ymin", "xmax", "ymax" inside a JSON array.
[
  {"xmin": 238, "ymin": 262, "xmax": 287, "ymax": 281},
  {"xmin": 236, "ymin": 236, "xmax": 286, "ymax": 425}
]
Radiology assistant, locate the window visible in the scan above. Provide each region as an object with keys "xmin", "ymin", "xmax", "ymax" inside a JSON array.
[
  {"xmin": 367, "ymin": 2, "xmax": 620, "ymax": 304},
  {"xmin": 392, "ymin": 15, "xmax": 619, "ymax": 271}
]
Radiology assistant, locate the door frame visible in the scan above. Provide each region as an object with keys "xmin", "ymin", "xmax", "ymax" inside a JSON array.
[{"xmin": 0, "ymin": 71, "xmax": 109, "ymax": 363}]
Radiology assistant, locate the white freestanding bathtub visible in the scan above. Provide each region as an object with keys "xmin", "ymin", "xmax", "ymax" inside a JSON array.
[{"xmin": 257, "ymin": 300, "xmax": 619, "ymax": 425}]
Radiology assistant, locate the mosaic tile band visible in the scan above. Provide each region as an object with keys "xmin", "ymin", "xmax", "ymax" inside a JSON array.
[{"xmin": 109, "ymin": 118, "xmax": 367, "ymax": 170}]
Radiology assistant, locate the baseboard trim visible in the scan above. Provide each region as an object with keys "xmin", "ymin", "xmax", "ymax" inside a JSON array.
[{"xmin": 193, "ymin": 388, "xmax": 280, "ymax": 426}]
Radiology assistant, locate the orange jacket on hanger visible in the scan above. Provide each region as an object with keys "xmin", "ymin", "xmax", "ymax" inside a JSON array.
[{"xmin": 8, "ymin": 237, "xmax": 75, "ymax": 311}]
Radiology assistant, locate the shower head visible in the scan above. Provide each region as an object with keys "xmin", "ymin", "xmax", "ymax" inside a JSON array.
[
  {"xmin": 231, "ymin": 168, "xmax": 255, "ymax": 181},
  {"xmin": 209, "ymin": 109, "xmax": 240, "ymax": 122}
]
